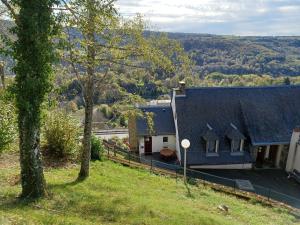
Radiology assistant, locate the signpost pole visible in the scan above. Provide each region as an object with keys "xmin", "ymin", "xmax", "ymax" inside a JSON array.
[
  {"xmin": 184, "ymin": 147, "xmax": 187, "ymax": 183},
  {"xmin": 181, "ymin": 139, "xmax": 190, "ymax": 183}
]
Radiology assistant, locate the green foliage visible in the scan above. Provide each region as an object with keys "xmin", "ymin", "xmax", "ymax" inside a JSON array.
[
  {"xmin": 7, "ymin": 0, "xmax": 61, "ymax": 197},
  {"xmin": 110, "ymin": 136, "xmax": 130, "ymax": 151},
  {"xmin": 91, "ymin": 135, "xmax": 103, "ymax": 160},
  {"xmin": 67, "ymin": 100, "xmax": 78, "ymax": 112},
  {"xmin": 99, "ymin": 104, "xmax": 113, "ymax": 119},
  {"xmin": 0, "ymin": 99, "xmax": 16, "ymax": 153},
  {"xmin": 43, "ymin": 110, "xmax": 80, "ymax": 159},
  {"xmin": 145, "ymin": 112, "xmax": 155, "ymax": 135}
]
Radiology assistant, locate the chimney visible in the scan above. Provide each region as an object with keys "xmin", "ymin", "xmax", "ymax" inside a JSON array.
[{"xmin": 175, "ymin": 80, "xmax": 186, "ymax": 95}]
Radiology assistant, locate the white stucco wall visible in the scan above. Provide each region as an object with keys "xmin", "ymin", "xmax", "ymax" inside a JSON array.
[
  {"xmin": 286, "ymin": 129, "xmax": 300, "ymax": 172},
  {"xmin": 138, "ymin": 135, "xmax": 176, "ymax": 155},
  {"xmin": 139, "ymin": 137, "xmax": 145, "ymax": 154},
  {"xmin": 171, "ymin": 89, "xmax": 182, "ymax": 162}
]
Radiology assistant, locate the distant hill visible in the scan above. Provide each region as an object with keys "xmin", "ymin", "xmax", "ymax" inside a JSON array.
[
  {"xmin": 168, "ymin": 33, "xmax": 300, "ymax": 77},
  {"xmin": 1, "ymin": 19, "xmax": 300, "ymax": 77}
]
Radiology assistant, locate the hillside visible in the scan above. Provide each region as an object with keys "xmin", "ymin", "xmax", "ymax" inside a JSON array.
[
  {"xmin": 0, "ymin": 154, "xmax": 298, "ymax": 225},
  {"xmin": 168, "ymin": 33, "xmax": 300, "ymax": 77},
  {"xmin": 2, "ymin": 19, "xmax": 300, "ymax": 105},
  {"xmin": 1, "ymin": 20, "xmax": 300, "ymax": 78}
]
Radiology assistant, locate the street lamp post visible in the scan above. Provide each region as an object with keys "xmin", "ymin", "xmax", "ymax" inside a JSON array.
[{"xmin": 181, "ymin": 139, "xmax": 190, "ymax": 183}]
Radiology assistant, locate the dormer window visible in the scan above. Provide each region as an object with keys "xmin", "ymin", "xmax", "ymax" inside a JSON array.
[
  {"xmin": 202, "ymin": 123, "xmax": 219, "ymax": 156},
  {"xmin": 207, "ymin": 140, "xmax": 219, "ymax": 153},
  {"xmin": 231, "ymin": 139, "xmax": 244, "ymax": 152},
  {"xmin": 226, "ymin": 123, "xmax": 245, "ymax": 155}
]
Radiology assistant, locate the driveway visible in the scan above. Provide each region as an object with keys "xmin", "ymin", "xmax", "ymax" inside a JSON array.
[{"xmin": 201, "ymin": 169, "xmax": 300, "ymax": 202}]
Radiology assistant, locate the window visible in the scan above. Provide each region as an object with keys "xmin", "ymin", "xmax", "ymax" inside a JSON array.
[
  {"xmin": 231, "ymin": 139, "xmax": 244, "ymax": 152},
  {"xmin": 163, "ymin": 137, "xmax": 168, "ymax": 143},
  {"xmin": 206, "ymin": 140, "xmax": 219, "ymax": 153}
]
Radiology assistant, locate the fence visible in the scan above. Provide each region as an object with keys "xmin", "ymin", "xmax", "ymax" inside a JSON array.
[{"xmin": 103, "ymin": 140, "xmax": 300, "ymax": 209}]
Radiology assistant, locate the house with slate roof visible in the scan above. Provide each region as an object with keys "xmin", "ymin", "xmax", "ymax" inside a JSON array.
[{"xmin": 128, "ymin": 82, "xmax": 300, "ymax": 170}]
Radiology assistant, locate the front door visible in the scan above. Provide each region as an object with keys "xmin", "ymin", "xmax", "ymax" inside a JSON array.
[
  {"xmin": 144, "ymin": 136, "xmax": 152, "ymax": 155},
  {"xmin": 256, "ymin": 147, "xmax": 265, "ymax": 167},
  {"xmin": 269, "ymin": 145, "xmax": 278, "ymax": 166}
]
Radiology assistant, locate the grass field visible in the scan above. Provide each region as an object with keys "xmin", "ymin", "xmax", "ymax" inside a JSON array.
[{"xmin": 0, "ymin": 155, "xmax": 299, "ymax": 225}]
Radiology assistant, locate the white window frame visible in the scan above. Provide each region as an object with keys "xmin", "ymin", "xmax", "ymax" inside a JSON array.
[
  {"xmin": 231, "ymin": 139, "xmax": 244, "ymax": 152},
  {"xmin": 206, "ymin": 140, "xmax": 219, "ymax": 153}
]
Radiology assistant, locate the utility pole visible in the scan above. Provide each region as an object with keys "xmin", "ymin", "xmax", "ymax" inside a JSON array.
[{"xmin": 0, "ymin": 61, "xmax": 5, "ymax": 89}]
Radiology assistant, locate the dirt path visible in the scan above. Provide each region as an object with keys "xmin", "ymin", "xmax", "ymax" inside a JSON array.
[{"xmin": 0, "ymin": 153, "xmax": 19, "ymax": 169}]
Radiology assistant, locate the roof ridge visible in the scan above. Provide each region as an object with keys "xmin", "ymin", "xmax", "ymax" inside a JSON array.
[{"xmin": 184, "ymin": 84, "xmax": 300, "ymax": 91}]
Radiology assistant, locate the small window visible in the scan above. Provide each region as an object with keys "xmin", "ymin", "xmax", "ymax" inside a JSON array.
[
  {"xmin": 206, "ymin": 140, "xmax": 219, "ymax": 153},
  {"xmin": 231, "ymin": 139, "xmax": 244, "ymax": 152},
  {"xmin": 163, "ymin": 137, "xmax": 168, "ymax": 143}
]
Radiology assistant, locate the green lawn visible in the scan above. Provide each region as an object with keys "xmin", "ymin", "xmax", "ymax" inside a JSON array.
[{"xmin": 0, "ymin": 156, "xmax": 298, "ymax": 225}]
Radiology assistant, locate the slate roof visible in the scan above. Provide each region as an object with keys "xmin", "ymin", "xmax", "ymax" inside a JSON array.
[
  {"xmin": 136, "ymin": 105, "xmax": 175, "ymax": 136},
  {"xmin": 202, "ymin": 124, "xmax": 219, "ymax": 141},
  {"xmin": 175, "ymin": 85, "xmax": 300, "ymax": 166},
  {"xmin": 226, "ymin": 124, "xmax": 246, "ymax": 141}
]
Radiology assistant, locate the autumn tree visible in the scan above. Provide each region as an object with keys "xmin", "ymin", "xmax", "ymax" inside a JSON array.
[
  {"xmin": 61, "ymin": 0, "xmax": 191, "ymax": 179},
  {"xmin": 0, "ymin": 0, "xmax": 59, "ymax": 198}
]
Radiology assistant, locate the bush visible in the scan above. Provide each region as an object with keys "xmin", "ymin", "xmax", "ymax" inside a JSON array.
[
  {"xmin": 43, "ymin": 110, "xmax": 80, "ymax": 160},
  {"xmin": 0, "ymin": 100, "xmax": 16, "ymax": 154},
  {"xmin": 99, "ymin": 104, "xmax": 113, "ymax": 119},
  {"xmin": 91, "ymin": 135, "xmax": 104, "ymax": 160},
  {"xmin": 67, "ymin": 101, "xmax": 78, "ymax": 112}
]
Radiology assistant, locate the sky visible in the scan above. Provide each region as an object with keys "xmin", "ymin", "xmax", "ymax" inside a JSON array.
[{"xmin": 115, "ymin": 0, "xmax": 300, "ymax": 36}]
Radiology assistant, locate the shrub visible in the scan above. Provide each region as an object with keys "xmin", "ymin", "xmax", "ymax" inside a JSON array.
[
  {"xmin": 43, "ymin": 110, "xmax": 80, "ymax": 160},
  {"xmin": 91, "ymin": 135, "xmax": 104, "ymax": 160},
  {"xmin": 99, "ymin": 104, "xmax": 113, "ymax": 119},
  {"xmin": 0, "ymin": 100, "xmax": 17, "ymax": 154},
  {"xmin": 110, "ymin": 137, "xmax": 130, "ymax": 151},
  {"xmin": 67, "ymin": 101, "xmax": 78, "ymax": 112}
]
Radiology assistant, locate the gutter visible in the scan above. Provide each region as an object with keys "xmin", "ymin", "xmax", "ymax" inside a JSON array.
[{"xmin": 252, "ymin": 141, "xmax": 290, "ymax": 146}]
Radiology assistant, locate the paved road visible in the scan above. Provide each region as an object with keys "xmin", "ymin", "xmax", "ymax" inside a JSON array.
[{"xmin": 93, "ymin": 129, "xmax": 128, "ymax": 140}]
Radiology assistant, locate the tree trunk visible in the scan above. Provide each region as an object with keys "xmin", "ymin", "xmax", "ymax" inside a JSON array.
[
  {"xmin": 0, "ymin": 63, "xmax": 5, "ymax": 89},
  {"xmin": 78, "ymin": 0, "xmax": 96, "ymax": 179},
  {"xmin": 78, "ymin": 89, "xmax": 94, "ymax": 179},
  {"xmin": 19, "ymin": 114, "xmax": 46, "ymax": 198}
]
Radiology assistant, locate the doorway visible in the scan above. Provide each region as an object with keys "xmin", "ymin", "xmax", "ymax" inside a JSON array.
[{"xmin": 144, "ymin": 136, "xmax": 152, "ymax": 155}]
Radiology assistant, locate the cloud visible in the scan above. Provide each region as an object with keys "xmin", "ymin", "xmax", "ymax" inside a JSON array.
[{"xmin": 116, "ymin": 0, "xmax": 300, "ymax": 35}]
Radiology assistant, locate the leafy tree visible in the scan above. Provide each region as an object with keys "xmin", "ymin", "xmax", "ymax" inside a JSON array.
[
  {"xmin": 60, "ymin": 0, "xmax": 191, "ymax": 179},
  {"xmin": 0, "ymin": 0, "xmax": 59, "ymax": 198}
]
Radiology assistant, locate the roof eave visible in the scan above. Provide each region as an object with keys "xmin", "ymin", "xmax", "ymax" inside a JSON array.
[{"xmin": 252, "ymin": 141, "xmax": 290, "ymax": 146}]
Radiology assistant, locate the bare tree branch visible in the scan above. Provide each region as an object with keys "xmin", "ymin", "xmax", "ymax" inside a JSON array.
[
  {"xmin": 101, "ymin": 59, "xmax": 150, "ymax": 69},
  {"xmin": 0, "ymin": 0, "xmax": 17, "ymax": 21},
  {"xmin": 61, "ymin": 0, "xmax": 82, "ymax": 22}
]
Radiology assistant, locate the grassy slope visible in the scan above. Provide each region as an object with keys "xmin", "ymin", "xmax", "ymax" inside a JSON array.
[{"xmin": 0, "ymin": 157, "xmax": 298, "ymax": 225}]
